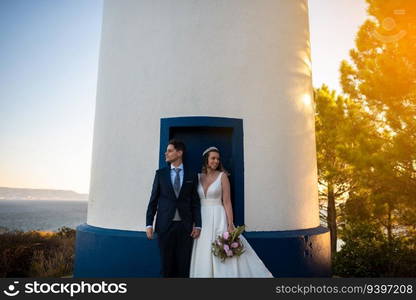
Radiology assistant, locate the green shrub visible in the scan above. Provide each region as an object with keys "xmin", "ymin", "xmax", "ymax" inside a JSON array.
[{"xmin": 333, "ymin": 223, "xmax": 416, "ymax": 277}]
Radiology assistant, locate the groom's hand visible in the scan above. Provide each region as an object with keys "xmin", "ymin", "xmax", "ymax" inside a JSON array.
[
  {"xmin": 146, "ymin": 227, "xmax": 154, "ymax": 239},
  {"xmin": 191, "ymin": 227, "xmax": 201, "ymax": 239}
]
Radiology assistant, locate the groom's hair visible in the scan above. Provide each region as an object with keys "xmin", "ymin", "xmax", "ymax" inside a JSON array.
[{"xmin": 168, "ymin": 139, "xmax": 186, "ymax": 156}]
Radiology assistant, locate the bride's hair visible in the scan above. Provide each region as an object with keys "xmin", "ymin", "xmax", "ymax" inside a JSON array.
[{"xmin": 201, "ymin": 149, "xmax": 230, "ymax": 175}]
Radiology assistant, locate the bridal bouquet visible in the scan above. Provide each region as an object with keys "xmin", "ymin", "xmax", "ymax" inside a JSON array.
[{"xmin": 211, "ymin": 225, "xmax": 246, "ymax": 262}]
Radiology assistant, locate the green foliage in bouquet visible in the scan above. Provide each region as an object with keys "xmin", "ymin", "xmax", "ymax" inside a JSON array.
[{"xmin": 211, "ymin": 225, "xmax": 246, "ymax": 262}]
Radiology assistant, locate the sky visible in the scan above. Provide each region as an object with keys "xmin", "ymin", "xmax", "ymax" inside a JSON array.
[
  {"xmin": 0, "ymin": 0, "xmax": 368, "ymax": 194},
  {"xmin": 309, "ymin": 0, "xmax": 368, "ymax": 91}
]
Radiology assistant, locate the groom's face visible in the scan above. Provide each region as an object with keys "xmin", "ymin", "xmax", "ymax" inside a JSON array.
[{"xmin": 165, "ymin": 144, "xmax": 182, "ymax": 163}]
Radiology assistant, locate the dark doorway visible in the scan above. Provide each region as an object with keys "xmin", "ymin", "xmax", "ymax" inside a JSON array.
[
  {"xmin": 159, "ymin": 117, "xmax": 244, "ymax": 225},
  {"xmin": 170, "ymin": 126, "xmax": 233, "ymax": 174}
]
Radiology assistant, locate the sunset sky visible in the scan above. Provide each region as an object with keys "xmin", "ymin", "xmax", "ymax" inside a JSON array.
[{"xmin": 0, "ymin": 0, "xmax": 368, "ymax": 194}]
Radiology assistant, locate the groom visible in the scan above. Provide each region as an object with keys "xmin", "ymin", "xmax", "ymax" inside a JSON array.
[{"xmin": 146, "ymin": 139, "xmax": 202, "ymax": 277}]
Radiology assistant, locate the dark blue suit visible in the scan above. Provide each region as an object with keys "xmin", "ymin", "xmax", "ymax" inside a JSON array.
[{"xmin": 146, "ymin": 165, "xmax": 201, "ymax": 277}]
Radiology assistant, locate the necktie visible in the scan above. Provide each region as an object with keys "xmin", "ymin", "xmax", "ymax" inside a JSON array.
[{"xmin": 173, "ymin": 168, "xmax": 181, "ymax": 197}]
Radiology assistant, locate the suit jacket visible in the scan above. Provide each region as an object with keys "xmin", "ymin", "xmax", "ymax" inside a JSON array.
[{"xmin": 146, "ymin": 165, "xmax": 202, "ymax": 234}]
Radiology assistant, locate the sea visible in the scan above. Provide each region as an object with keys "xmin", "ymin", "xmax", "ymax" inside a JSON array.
[{"xmin": 0, "ymin": 199, "xmax": 88, "ymax": 232}]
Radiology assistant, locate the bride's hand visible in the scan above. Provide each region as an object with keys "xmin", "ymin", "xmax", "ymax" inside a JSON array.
[{"xmin": 228, "ymin": 223, "xmax": 235, "ymax": 233}]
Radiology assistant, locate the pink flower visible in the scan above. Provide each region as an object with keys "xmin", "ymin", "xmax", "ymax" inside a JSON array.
[
  {"xmin": 226, "ymin": 250, "xmax": 234, "ymax": 257},
  {"xmin": 223, "ymin": 244, "xmax": 230, "ymax": 251},
  {"xmin": 223, "ymin": 232, "xmax": 230, "ymax": 239},
  {"xmin": 231, "ymin": 242, "xmax": 239, "ymax": 248},
  {"xmin": 216, "ymin": 240, "xmax": 222, "ymax": 246}
]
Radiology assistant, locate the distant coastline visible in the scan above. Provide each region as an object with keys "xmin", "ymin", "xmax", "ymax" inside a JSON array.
[{"xmin": 0, "ymin": 187, "xmax": 88, "ymax": 201}]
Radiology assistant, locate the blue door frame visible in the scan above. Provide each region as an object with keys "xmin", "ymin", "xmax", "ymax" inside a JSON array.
[{"xmin": 159, "ymin": 116, "xmax": 244, "ymax": 226}]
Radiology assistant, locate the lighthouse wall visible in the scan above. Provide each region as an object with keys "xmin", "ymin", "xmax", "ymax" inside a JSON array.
[
  {"xmin": 74, "ymin": 0, "xmax": 331, "ymax": 277},
  {"xmin": 87, "ymin": 0, "xmax": 318, "ymax": 232}
]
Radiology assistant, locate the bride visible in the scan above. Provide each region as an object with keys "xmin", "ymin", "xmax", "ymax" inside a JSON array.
[{"xmin": 189, "ymin": 146, "xmax": 273, "ymax": 278}]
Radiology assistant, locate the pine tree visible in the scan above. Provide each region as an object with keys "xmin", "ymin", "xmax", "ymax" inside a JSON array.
[{"xmin": 340, "ymin": 0, "xmax": 416, "ymax": 242}]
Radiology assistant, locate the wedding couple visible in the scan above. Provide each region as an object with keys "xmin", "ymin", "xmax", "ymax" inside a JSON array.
[{"xmin": 146, "ymin": 139, "xmax": 273, "ymax": 278}]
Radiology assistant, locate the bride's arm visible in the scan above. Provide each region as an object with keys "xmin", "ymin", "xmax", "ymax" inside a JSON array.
[{"xmin": 221, "ymin": 174, "xmax": 235, "ymax": 231}]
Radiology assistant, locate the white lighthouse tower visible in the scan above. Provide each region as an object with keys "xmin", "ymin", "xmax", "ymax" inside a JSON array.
[{"xmin": 75, "ymin": 0, "xmax": 331, "ymax": 277}]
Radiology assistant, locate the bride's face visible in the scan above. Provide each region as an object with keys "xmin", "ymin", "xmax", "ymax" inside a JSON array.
[{"xmin": 207, "ymin": 151, "xmax": 220, "ymax": 170}]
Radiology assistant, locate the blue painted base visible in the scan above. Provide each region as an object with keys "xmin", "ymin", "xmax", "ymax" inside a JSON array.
[
  {"xmin": 244, "ymin": 226, "xmax": 331, "ymax": 277},
  {"xmin": 74, "ymin": 223, "xmax": 331, "ymax": 277},
  {"xmin": 74, "ymin": 223, "xmax": 161, "ymax": 277}
]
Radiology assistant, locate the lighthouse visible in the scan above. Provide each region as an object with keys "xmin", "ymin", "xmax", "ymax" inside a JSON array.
[{"xmin": 74, "ymin": 0, "xmax": 331, "ymax": 277}]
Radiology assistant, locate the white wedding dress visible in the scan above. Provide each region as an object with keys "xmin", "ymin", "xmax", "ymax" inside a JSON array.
[{"xmin": 189, "ymin": 172, "xmax": 274, "ymax": 278}]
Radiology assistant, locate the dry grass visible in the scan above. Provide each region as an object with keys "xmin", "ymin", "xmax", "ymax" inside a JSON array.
[{"xmin": 0, "ymin": 227, "xmax": 75, "ymax": 277}]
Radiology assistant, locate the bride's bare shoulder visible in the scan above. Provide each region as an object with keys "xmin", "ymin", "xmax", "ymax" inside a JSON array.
[{"xmin": 220, "ymin": 171, "xmax": 229, "ymax": 182}]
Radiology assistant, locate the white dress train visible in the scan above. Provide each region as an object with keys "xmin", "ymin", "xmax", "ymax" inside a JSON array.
[{"xmin": 189, "ymin": 172, "xmax": 274, "ymax": 278}]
